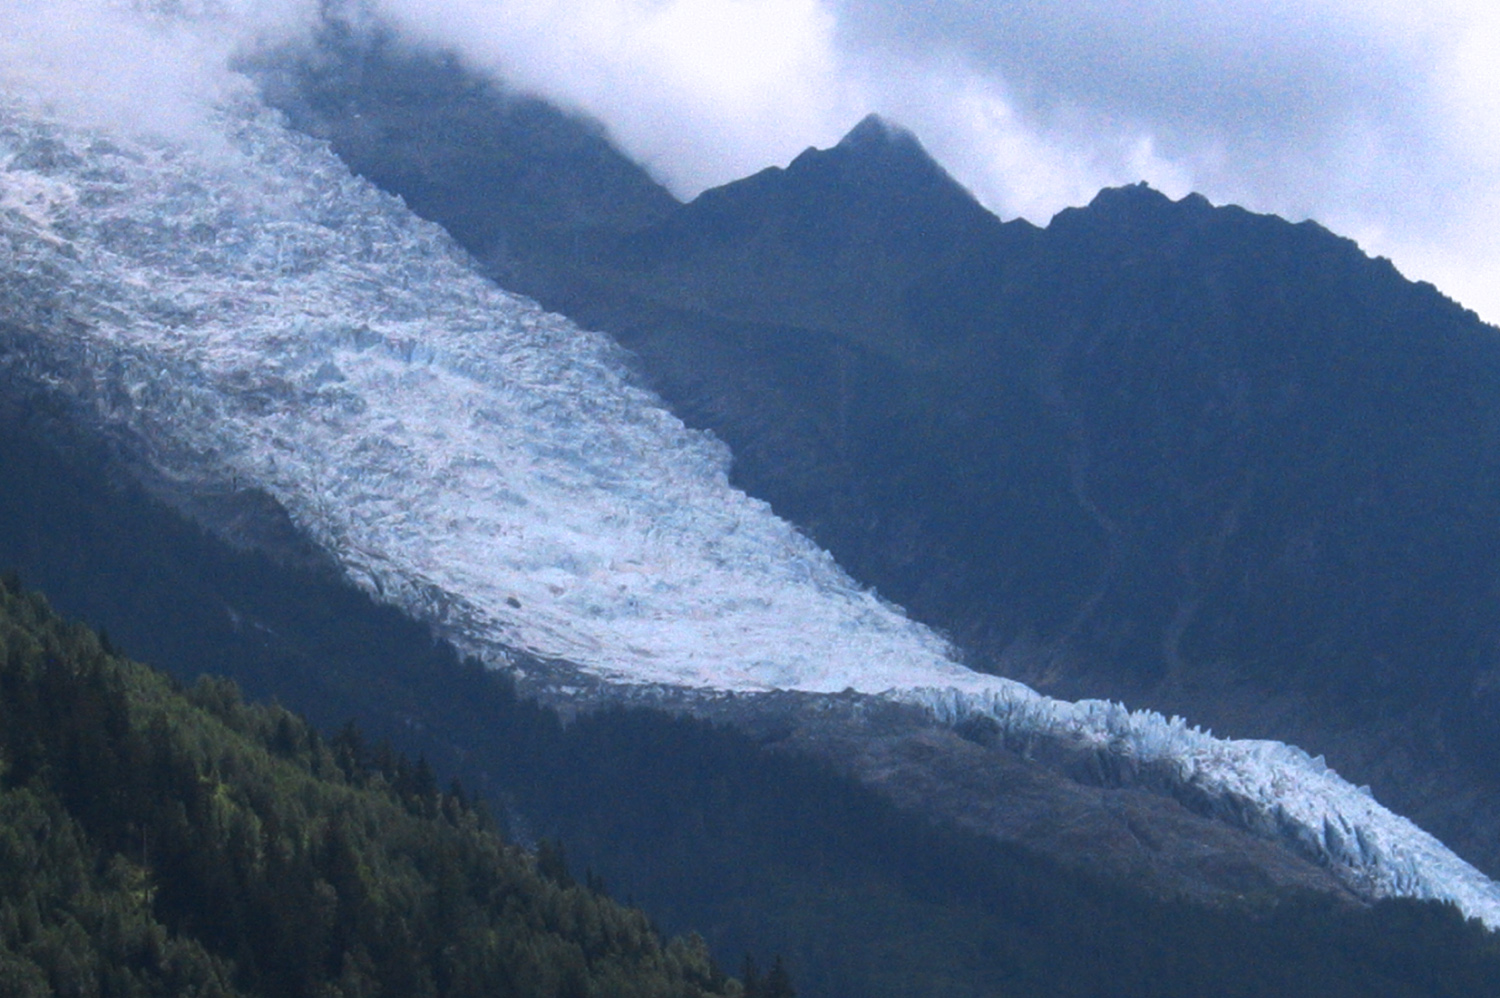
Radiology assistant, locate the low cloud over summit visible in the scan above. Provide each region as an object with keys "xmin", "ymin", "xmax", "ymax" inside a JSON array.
[{"xmin": 2, "ymin": 0, "xmax": 1497, "ymax": 322}]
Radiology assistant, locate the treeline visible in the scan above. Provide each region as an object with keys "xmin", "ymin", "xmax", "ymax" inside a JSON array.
[
  {"xmin": 6, "ymin": 411, "xmax": 1500, "ymax": 995},
  {"xmin": 0, "ymin": 575, "xmax": 737, "ymax": 998}
]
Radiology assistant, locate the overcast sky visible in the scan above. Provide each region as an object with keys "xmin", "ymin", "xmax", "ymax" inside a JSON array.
[
  {"xmin": 375, "ymin": 0, "xmax": 1500, "ymax": 327},
  {"xmin": 3, "ymin": 0, "xmax": 1497, "ymax": 325}
]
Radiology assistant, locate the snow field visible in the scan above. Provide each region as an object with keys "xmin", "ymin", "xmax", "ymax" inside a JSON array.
[{"xmin": 4, "ymin": 89, "xmax": 1500, "ymax": 927}]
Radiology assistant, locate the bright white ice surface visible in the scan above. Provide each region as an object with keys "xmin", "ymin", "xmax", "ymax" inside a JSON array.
[{"xmin": 3, "ymin": 91, "xmax": 1500, "ymax": 926}]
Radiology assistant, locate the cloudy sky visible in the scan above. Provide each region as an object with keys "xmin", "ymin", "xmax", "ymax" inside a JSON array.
[
  {"xmin": 2, "ymin": 0, "xmax": 1497, "ymax": 325},
  {"xmin": 375, "ymin": 0, "xmax": 1500, "ymax": 327}
]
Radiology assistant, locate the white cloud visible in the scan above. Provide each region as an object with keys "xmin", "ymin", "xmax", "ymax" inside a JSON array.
[
  {"xmin": 2, "ymin": 0, "xmax": 1496, "ymax": 324},
  {"xmin": 0, "ymin": 0, "xmax": 318, "ymax": 148},
  {"xmin": 363, "ymin": 0, "xmax": 1500, "ymax": 324},
  {"xmin": 374, "ymin": 0, "xmax": 864, "ymax": 189}
]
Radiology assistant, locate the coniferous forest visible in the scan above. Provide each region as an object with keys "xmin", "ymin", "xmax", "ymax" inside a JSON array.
[
  {"xmin": 6, "ymin": 16, "xmax": 1500, "ymax": 997},
  {"xmin": 0, "ymin": 575, "xmax": 735, "ymax": 998},
  {"xmin": 5, "ymin": 418, "xmax": 1500, "ymax": 996}
]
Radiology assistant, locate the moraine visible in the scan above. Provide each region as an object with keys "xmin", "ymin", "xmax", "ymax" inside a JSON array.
[{"xmin": 3, "ymin": 86, "xmax": 1500, "ymax": 925}]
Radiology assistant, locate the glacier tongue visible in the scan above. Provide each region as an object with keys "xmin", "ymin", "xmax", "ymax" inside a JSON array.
[
  {"xmin": 0, "ymin": 91, "xmax": 967, "ymax": 695},
  {"xmin": 4, "ymin": 90, "xmax": 1500, "ymax": 926}
]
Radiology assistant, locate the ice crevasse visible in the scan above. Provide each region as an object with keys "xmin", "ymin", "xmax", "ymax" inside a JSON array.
[{"xmin": 2, "ymin": 88, "xmax": 1499, "ymax": 926}]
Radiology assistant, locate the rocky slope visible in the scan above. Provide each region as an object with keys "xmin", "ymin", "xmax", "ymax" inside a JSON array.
[
  {"xmin": 9, "ymin": 73, "xmax": 1493, "ymax": 918},
  {"xmin": 254, "ymin": 23, "xmax": 1500, "ymax": 881}
]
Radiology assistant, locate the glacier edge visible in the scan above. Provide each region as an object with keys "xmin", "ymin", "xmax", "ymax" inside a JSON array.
[{"xmin": 2, "ymin": 86, "xmax": 1499, "ymax": 926}]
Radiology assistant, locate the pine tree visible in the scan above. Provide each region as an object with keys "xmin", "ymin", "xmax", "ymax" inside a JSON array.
[
  {"xmin": 765, "ymin": 955, "xmax": 795, "ymax": 998},
  {"xmin": 741, "ymin": 954, "xmax": 762, "ymax": 998}
]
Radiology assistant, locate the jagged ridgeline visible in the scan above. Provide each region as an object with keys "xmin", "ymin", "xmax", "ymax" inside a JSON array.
[
  {"xmin": 0, "ymin": 576, "xmax": 733, "ymax": 998},
  {"xmin": 6, "ymin": 11, "xmax": 1500, "ymax": 996},
  {"xmin": 251, "ymin": 15, "xmax": 1500, "ymax": 884}
]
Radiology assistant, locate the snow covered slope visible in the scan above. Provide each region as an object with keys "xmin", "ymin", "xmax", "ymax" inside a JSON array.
[
  {"xmin": 4, "ymin": 87, "xmax": 1500, "ymax": 925},
  {"xmin": 0, "ymin": 91, "xmax": 961, "ymax": 693}
]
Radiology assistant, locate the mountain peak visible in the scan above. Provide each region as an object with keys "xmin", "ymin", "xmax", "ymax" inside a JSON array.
[
  {"xmin": 1046, "ymin": 182, "xmax": 1220, "ymax": 236},
  {"xmin": 1085, "ymin": 182, "xmax": 1217, "ymax": 216},
  {"xmin": 820, "ymin": 113, "xmax": 943, "ymax": 177},
  {"xmin": 835, "ymin": 113, "xmax": 910, "ymax": 151},
  {"xmin": 763, "ymin": 113, "xmax": 983, "ymax": 224},
  {"xmin": 1090, "ymin": 180, "xmax": 1171, "ymax": 207}
]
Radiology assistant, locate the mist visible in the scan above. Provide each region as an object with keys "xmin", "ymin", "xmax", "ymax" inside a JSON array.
[
  {"xmin": 2, "ymin": 0, "xmax": 1496, "ymax": 325},
  {"xmin": 367, "ymin": 0, "xmax": 1500, "ymax": 326},
  {"xmin": 0, "ymin": 0, "xmax": 316, "ymax": 145}
]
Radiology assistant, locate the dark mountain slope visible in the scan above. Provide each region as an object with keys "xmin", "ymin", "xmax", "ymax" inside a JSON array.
[
  {"xmin": 253, "ymin": 30, "xmax": 1500, "ymax": 879},
  {"xmin": 0, "ymin": 576, "xmax": 733, "ymax": 998},
  {"xmin": 1011, "ymin": 185, "xmax": 1500, "ymax": 714},
  {"xmin": 985, "ymin": 186, "xmax": 1500, "ymax": 864},
  {"xmin": 248, "ymin": 24, "xmax": 677, "ymax": 297},
  {"xmin": 5, "ymin": 503, "xmax": 1500, "ymax": 995},
  {"xmin": 606, "ymin": 113, "xmax": 1032, "ymax": 362}
]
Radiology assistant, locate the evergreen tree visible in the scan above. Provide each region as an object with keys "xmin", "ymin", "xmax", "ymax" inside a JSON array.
[{"xmin": 764, "ymin": 956, "xmax": 795, "ymax": 998}]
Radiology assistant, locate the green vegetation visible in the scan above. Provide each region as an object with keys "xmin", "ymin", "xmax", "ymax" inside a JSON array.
[
  {"xmin": 0, "ymin": 575, "xmax": 734, "ymax": 998},
  {"xmin": 5, "ymin": 571, "xmax": 1500, "ymax": 997},
  {"xmin": 6, "ymin": 398, "xmax": 1500, "ymax": 995}
]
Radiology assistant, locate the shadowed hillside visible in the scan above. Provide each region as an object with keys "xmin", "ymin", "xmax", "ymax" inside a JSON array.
[
  {"xmin": 7, "ymin": 366, "xmax": 1500, "ymax": 996},
  {"xmin": 0, "ymin": 575, "xmax": 734, "ymax": 998},
  {"xmin": 254, "ymin": 22, "xmax": 1500, "ymax": 880}
]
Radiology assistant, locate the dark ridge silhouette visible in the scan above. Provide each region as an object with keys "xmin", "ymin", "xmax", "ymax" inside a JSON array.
[
  {"xmin": 1, "ymin": 16, "xmax": 1499, "ymax": 995},
  {"xmin": 253, "ymin": 24, "xmax": 1500, "ymax": 882}
]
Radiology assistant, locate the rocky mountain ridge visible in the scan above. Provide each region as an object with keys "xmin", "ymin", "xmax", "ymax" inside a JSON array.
[
  {"xmin": 253, "ymin": 23, "xmax": 1500, "ymax": 882},
  {"xmin": 6, "ymin": 83, "xmax": 1487, "ymax": 918},
  {"xmin": 4, "ymin": 11, "xmax": 1500, "ymax": 994}
]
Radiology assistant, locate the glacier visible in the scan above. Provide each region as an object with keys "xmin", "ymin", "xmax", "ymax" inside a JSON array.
[{"xmin": 4, "ymin": 82, "xmax": 1500, "ymax": 927}]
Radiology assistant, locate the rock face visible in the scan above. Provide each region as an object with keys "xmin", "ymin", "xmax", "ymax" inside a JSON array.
[
  {"xmin": 254, "ymin": 27, "xmax": 1500, "ymax": 881},
  {"xmin": 557, "ymin": 685, "xmax": 1366, "ymax": 907},
  {"xmin": 248, "ymin": 29, "xmax": 677, "ymax": 298},
  {"xmin": 8, "ymin": 20, "xmax": 1500, "ymax": 994},
  {"xmin": 12, "ymin": 89, "xmax": 1496, "ymax": 921}
]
